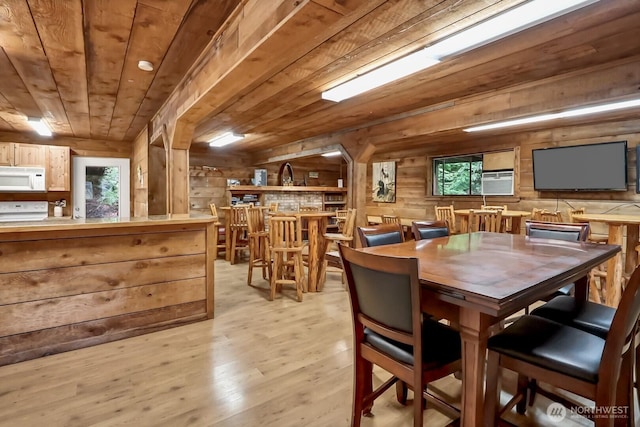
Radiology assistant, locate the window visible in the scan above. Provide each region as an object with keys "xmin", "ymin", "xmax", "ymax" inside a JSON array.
[{"xmin": 433, "ymin": 155, "xmax": 483, "ymax": 196}]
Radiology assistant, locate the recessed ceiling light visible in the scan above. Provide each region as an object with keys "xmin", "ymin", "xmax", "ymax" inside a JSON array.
[
  {"xmin": 137, "ymin": 60, "xmax": 154, "ymax": 72},
  {"xmin": 27, "ymin": 117, "xmax": 52, "ymax": 137}
]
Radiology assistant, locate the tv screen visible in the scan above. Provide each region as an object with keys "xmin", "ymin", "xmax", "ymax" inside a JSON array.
[{"xmin": 532, "ymin": 141, "xmax": 627, "ymax": 191}]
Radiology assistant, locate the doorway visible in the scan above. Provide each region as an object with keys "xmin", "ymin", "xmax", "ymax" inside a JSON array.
[{"xmin": 72, "ymin": 157, "xmax": 130, "ymax": 219}]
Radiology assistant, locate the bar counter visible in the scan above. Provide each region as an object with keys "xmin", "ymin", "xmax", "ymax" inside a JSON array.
[{"xmin": 0, "ymin": 214, "xmax": 216, "ymax": 366}]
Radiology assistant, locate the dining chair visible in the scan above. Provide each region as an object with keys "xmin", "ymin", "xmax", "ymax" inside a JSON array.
[
  {"xmin": 483, "ymin": 264, "xmax": 640, "ymax": 426},
  {"xmin": 339, "ymin": 245, "xmax": 461, "ymax": 427},
  {"xmin": 319, "ymin": 208, "xmax": 356, "ymax": 288},
  {"xmin": 538, "ymin": 209, "xmax": 564, "ymax": 222},
  {"xmin": 268, "ymin": 202, "xmax": 279, "ymax": 212},
  {"xmin": 298, "ymin": 205, "xmax": 319, "ymax": 240},
  {"xmin": 228, "ymin": 205, "xmax": 251, "ymax": 264},
  {"xmin": 268, "ymin": 216, "xmax": 306, "ymax": 301},
  {"xmin": 568, "ymin": 207, "xmax": 609, "ymax": 244},
  {"xmin": 524, "ymin": 220, "xmax": 592, "ymax": 303},
  {"xmin": 245, "ymin": 206, "xmax": 272, "ymax": 286},
  {"xmin": 434, "ymin": 205, "xmax": 458, "ymax": 234},
  {"xmin": 357, "ymin": 223, "xmax": 404, "ymax": 248},
  {"xmin": 468, "ymin": 209, "xmax": 504, "ymax": 233},
  {"xmin": 209, "ymin": 203, "xmax": 226, "ymax": 258},
  {"xmin": 411, "ymin": 220, "xmax": 449, "ymax": 241}
]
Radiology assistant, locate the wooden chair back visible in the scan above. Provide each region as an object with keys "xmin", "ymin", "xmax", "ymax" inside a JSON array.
[
  {"xmin": 335, "ymin": 209, "xmax": 348, "ymax": 232},
  {"xmin": 299, "ymin": 206, "xmax": 319, "ymax": 212},
  {"xmin": 269, "ymin": 216, "xmax": 302, "ymax": 250},
  {"xmin": 567, "ymin": 207, "xmax": 585, "ymax": 222},
  {"xmin": 342, "ymin": 209, "xmax": 357, "ymax": 240},
  {"xmin": 525, "ymin": 220, "xmax": 590, "ymax": 242},
  {"xmin": 532, "ymin": 209, "xmax": 563, "ymax": 222},
  {"xmin": 268, "ymin": 202, "xmax": 279, "ymax": 212},
  {"xmin": 411, "ymin": 220, "xmax": 449, "ymax": 241},
  {"xmin": 469, "ymin": 209, "xmax": 503, "ymax": 233},
  {"xmin": 381, "ymin": 214, "xmax": 400, "ymax": 224},
  {"xmin": 244, "ymin": 206, "xmax": 266, "ymax": 234},
  {"xmin": 481, "ymin": 205, "xmax": 507, "ymax": 211},
  {"xmin": 209, "ymin": 203, "xmax": 219, "ymax": 221},
  {"xmin": 434, "ymin": 205, "xmax": 457, "ymax": 234},
  {"xmin": 357, "ymin": 223, "xmax": 404, "ymax": 247},
  {"xmin": 229, "ymin": 205, "xmax": 249, "ymax": 230}
]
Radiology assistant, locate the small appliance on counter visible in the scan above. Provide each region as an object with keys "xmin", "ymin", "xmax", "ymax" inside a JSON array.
[{"xmin": 0, "ymin": 201, "xmax": 48, "ymax": 222}]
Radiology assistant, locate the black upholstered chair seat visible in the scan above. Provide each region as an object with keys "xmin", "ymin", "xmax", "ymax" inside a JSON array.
[
  {"xmin": 488, "ymin": 315, "xmax": 604, "ymax": 383},
  {"xmin": 531, "ymin": 295, "xmax": 615, "ymax": 339},
  {"xmin": 364, "ymin": 320, "xmax": 461, "ymax": 367}
]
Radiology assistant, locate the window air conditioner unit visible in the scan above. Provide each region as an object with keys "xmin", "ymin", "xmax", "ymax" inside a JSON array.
[{"xmin": 481, "ymin": 171, "xmax": 514, "ymax": 196}]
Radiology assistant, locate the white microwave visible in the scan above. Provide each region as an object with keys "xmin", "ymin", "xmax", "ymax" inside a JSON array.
[{"xmin": 0, "ymin": 166, "xmax": 46, "ymax": 192}]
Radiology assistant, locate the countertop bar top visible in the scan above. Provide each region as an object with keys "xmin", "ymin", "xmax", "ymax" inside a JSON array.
[
  {"xmin": 0, "ymin": 214, "xmax": 215, "ymax": 233},
  {"xmin": 228, "ymin": 185, "xmax": 346, "ymax": 192}
]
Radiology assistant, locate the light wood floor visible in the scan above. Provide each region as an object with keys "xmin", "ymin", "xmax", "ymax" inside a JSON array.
[{"xmin": 0, "ymin": 259, "xmax": 623, "ymax": 426}]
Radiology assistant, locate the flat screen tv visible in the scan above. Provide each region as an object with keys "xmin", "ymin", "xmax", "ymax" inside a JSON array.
[{"xmin": 532, "ymin": 141, "xmax": 628, "ymax": 191}]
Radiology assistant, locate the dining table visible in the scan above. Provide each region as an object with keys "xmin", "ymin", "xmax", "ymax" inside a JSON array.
[
  {"xmin": 571, "ymin": 212, "xmax": 640, "ymax": 306},
  {"xmin": 454, "ymin": 209, "xmax": 531, "ymax": 235},
  {"xmin": 269, "ymin": 210, "xmax": 336, "ymax": 292},
  {"xmin": 361, "ymin": 232, "xmax": 620, "ymax": 427}
]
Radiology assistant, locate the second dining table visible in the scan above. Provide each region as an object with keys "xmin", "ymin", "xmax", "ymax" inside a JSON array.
[
  {"xmin": 454, "ymin": 209, "xmax": 531, "ymax": 234},
  {"xmin": 361, "ymin": 232, "xmax": 619, "ymax": 426},
  {"xmin": 269, "ymin": 210, "xmax": 335, "ymax": 292}
]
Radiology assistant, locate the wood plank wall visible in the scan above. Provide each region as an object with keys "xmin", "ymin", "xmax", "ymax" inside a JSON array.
[
  {"xmin": 0, "ymin": 222, "xmax": 212, "ymax": 366},
  {"xmin": 367, "ymin": 119, "xmax": 640, "ymax": 240},
  {"xmin": 131, "ymin": 126, "xmax": 148, "ymax": 217}
]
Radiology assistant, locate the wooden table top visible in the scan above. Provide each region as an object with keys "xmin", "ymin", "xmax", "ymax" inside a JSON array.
[
  {"xmin": 454, "ymin": 209, "xmax": 532, "ymax": 218},
  {"xmin": 572, "ymin": 212, "xmax": 640, "ymax": 224},
  {"xmin": 270, "ymin": 211, "xmax": 336, "ymax": 217},
  {"xmin": 360, "ymin": 232, "xmax": 619, "ymax": 316}
]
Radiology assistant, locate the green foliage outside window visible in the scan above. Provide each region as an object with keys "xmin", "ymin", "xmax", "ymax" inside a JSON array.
[{"xmin": 433, "ymin": 155, "xmax": 483, "ymax": 195}]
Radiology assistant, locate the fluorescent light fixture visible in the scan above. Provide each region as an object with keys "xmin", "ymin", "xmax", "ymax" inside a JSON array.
[
  {"xmin": 27, "ymin": 117, "xmax": 52, "ymax": 136},
  {"xmin": 322, "ymin": 52, "xmax": 440, "ymax": 102},
  {"xmin": 208, "ymin": 132, "xmax": 244, "ymax": 147},
  {"xmin": 464, "ymin": 98, "xmax": 640, "ymax": 132},
  {"xmin": 321, "ymin": 0, "xmax": 597, "ymax": 102},
  {"xmin": 321, "ymin": 151, "xmax": 342, "ymax": 157}
]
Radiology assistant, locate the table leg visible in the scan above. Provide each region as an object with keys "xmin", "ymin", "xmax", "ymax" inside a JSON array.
[
  {"xmin": 460, "ymin": 216, "xmax": 469, "ymax": 233},
  {"xmin": 511, "ymin": 217, "xmax": 522, "ymax": 235},
  {"xmin": 224, "ymin": 216, "xmax": 231, "ymax": 261},
  {"xmin": 606, "ymin": 224, "xmax": 624, "ymax": 307},
  {"xmin": 307, "ymin": 218, "xmax": 320, "ymax": 292},
  {"xmin": 625, "ymin": 224, "xmax": 639, "ymax": 275},
  {"xmin": 458, "ymin": 308, "xmax": 494, "ymax": 427}
]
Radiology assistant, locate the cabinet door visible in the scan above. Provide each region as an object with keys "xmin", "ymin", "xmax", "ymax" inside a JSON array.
[
  {"xmin": 0, "ymin": 143, "xmax": 14, "ymax": 165},
  {"xmin": 13, "ymin": 144, "xmax": 46, "ymax": 167},
  {"xmin": 47, "ymin": 146, "xmax": 70, "ymax": 191}
]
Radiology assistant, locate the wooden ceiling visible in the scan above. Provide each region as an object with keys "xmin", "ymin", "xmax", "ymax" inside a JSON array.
[
  {"xmin": 2, "ymin": 0, "xmax": 640, "ymax": 157},
  {"xmin": 0, "ymin": 0, "xmax": 239, "ymax": 141}
]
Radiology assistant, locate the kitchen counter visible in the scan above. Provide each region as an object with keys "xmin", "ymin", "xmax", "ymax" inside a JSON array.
[
  {"xmin": 0, "ymin": 214, "xmax": 216, "ymax": 366},
  {"xmin": 0, "ymin": 213, "xmax": 214, "ymax": 233}
]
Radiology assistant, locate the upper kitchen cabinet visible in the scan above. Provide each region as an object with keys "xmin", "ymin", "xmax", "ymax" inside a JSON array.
[
  {"xmin": 47, "ymin": 146, "xmax": 70, "ymax": 191},
  {"xmin": 12, "ymin": 144, "xmax": 46, "ymax": 167},
  {"xmin": 0, "ymin": 143, "xmax": 13, "ymax": 165}
]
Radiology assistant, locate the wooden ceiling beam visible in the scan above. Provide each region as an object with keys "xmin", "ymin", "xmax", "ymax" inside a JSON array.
[{"xmin": 151, "ymin": 0, "xmax": 382, "ymax": 147}]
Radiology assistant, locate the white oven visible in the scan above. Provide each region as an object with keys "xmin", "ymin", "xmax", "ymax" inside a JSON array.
[{"xmin": 0, "ymin": 166, "xmax": 46, "ymax": 192}]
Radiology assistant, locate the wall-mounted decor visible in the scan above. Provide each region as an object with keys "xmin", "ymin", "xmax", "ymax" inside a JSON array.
[
  {"xmin": 372, "ymin": 161, "xmax": 396, "ymax": 203},
  {"xmin": 254, "ymin": 169, "xmax": 267, "ymax": 186}
]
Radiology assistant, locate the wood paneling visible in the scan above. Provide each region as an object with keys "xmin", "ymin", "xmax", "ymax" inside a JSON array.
[{"xmin": 0, "ymin": 218, "xmax": 214, "ymax": 366}]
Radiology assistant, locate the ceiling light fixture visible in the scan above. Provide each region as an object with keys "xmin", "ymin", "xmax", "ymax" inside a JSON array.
[
  {"xmin": 27, "ymin": 117, "xmax": 52, "ymax": 136},
  {"xmin": 321, "ymin": 151, "xmax": 342, "ymax": 157},
  {"xmin": 464, "ymin": 98, "xmax": 640, "ymax": 132},
  {"xmin": 137, "ymin": 60, "xmax": 154, "ymax": 72},
  {"xmin": 321, "ymin": 0, "xmax": 598, "ymax": 103},
  {"xmin": 208, "ymin": 132, "xmax": 244, "ymax": 147}
]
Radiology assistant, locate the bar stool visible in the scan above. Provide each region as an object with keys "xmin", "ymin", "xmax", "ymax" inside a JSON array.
[
  {"xmin": 228, "ymin": 205, "xmax": 250, "ymax": 264},
  {"xmin": 209, "ymin": 203, "xmax": 226, "ymax": 258},
  {"xmin": 269, "ymin": 216, "xmax": 307, "ymax": 302},
  {"xmin": 245, "ymin": 206, "xmax": 271, "ymax": 286},
  {"xmin": 319, "ymin": 208, "xmax": 356, "ymax": 288}
]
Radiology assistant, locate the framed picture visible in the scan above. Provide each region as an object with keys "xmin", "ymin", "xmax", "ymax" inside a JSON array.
[{"xmin": 372, "ymin": 161, "xmax": 396, "ymax": 203}]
